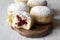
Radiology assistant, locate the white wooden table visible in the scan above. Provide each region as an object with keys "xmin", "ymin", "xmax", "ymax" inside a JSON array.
[{"xmin": 0, "ymin": 0, "xmax": 60, "ymax": 40}]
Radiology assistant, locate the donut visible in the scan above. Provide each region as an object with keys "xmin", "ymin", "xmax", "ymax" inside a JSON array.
[
  {"xmin": 7, "ymin": 2, "xmax": 30, "ymax": 25},
  {"xmin": 27, "ymin": 0, "xmax": 47, "ymax": 7},
  {"xmin": 15, "ymin": 0, "xmax": 28, "ymax": 3},
  {"xmin": 30, "ymin": 6, "xmax": 53, "ymax": 24},
  {"xmin": 10, "ymin": 11, "xmax": 33, "ymax": 30}
]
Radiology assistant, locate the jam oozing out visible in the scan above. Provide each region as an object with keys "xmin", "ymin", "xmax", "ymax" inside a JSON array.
[{"xmin": 15, "ymin": 15, "xmax": 27, "ymax": 26}]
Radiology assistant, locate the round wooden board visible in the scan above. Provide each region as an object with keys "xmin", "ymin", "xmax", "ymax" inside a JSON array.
[{"xmin": 11, "ymin": 23, "xmax": 53, "ymax": 38}]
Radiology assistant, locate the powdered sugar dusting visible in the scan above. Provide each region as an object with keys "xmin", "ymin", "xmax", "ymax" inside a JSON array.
[
  {"xmin": 27, "ymin": 0, "xmax": 46, "ymax": 5},
  {"xmin": 7, "ymin": 2, "xmax": 30, "ymax": 12},
  {"xmin": 30, "ymin": 6, "xmax": 52, "ymax": 16},
  {"xmin": 13, "ymin": 11, "xmax": 31, "ymax": 19}
]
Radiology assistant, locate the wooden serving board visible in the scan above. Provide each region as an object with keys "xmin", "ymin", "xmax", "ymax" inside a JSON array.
[{"xmin": 11, "ymin": 23, "xmax": 53, "ymax": 38}]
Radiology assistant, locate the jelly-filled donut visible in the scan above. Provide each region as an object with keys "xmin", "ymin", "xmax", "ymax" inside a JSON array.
[
  {"xmin": 7, "ymin": 2, "xmax": 30, "ymax": 25},
  {"xmin": 11, "ymin": 11, "xmax": 33, "ymax": 30}
]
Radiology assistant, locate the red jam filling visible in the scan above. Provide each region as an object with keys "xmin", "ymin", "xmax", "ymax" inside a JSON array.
[{"xmin": 15, "ymin": 15, "xmax": 27, "ymax": 26}]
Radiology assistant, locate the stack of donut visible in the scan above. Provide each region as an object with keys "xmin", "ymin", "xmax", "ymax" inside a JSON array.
[{"xmin": 7, "ymin": 0, "xmax": 53, "ymax": 30}]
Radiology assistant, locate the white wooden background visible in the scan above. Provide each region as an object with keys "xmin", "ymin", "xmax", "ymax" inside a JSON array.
[{"xmin": 0, "ymin": 0, "xmax": 60, "ymax": 40}]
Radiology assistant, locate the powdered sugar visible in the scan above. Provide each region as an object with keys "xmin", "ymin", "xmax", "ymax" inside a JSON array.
[
  {"xmin": 12, "ymin": 11, "xmax": 31, "ymax": 20},
  {"xmin": 27, "ymin": 0, "xmax": 46, "ymax": 5},
  {"xmin": 7, "ymin": 2, "xmax": 30, "ymax": 12},
  {"xmin": 30, "ymin": 6, "xmax": 52, "ymax": 16}
]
